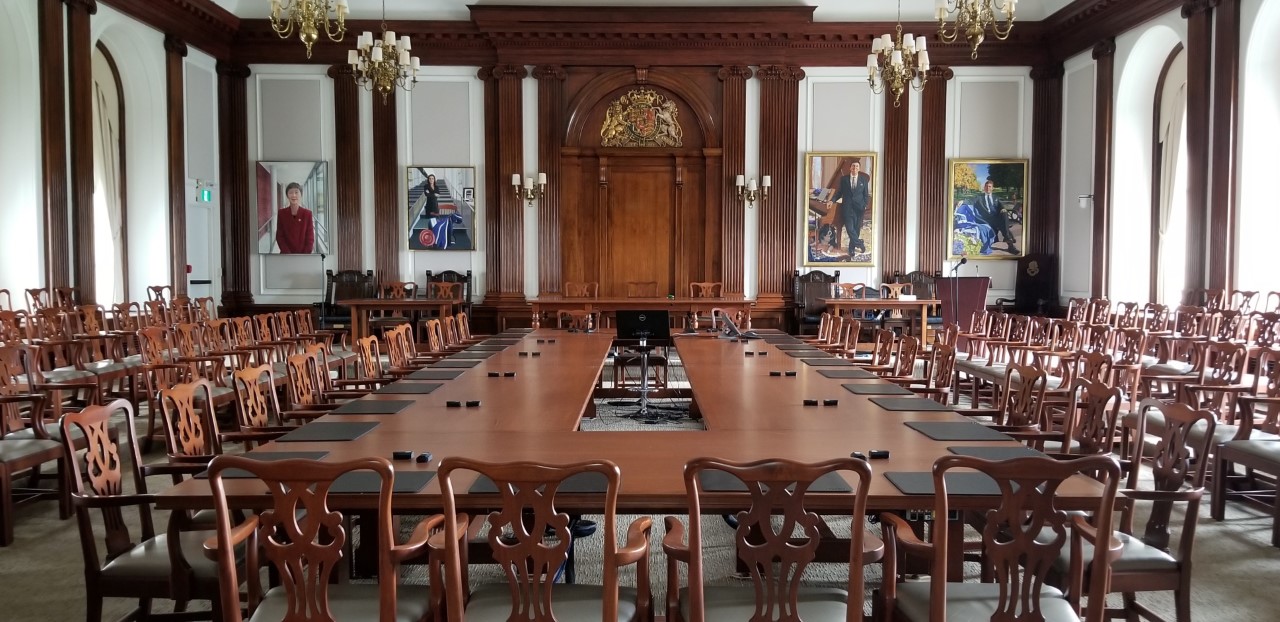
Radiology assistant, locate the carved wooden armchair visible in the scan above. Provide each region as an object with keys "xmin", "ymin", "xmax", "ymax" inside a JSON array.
[
  {"xmin": 793, "ymin": 269, "xmax": 839, "ymax": 335},
  {"xmin": 0, "ymin": 357, "xmax": 65, "ymax": 546},
  {"xmin": 663, "ymin": 457, "xmax": 875, "ymax": 622},
  {"xmin": 318, "ymin": 269, "xmax": 376, "ymax": 331},
  {"xmin": 426, "ymin": 268, "xmax": 473, "ymax": 314},
  {"xmin": 436, "ymin": 458, "xmax": 651, "ymax": 621},
  {"xmin": 564, "ymin": 281, "xmax": 600, "ymax": 298}
]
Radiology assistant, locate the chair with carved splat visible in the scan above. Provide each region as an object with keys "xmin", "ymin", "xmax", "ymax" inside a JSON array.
[
  {"xmin": 880, "ymin": 454, "xmax": 1121, "ymax": 622},
  {"xmin": 206, "ymin": 455, "xmax": 436, "ymax": 622},
  {"xmin": 0, "ymin": 351, "xmax": 67, "ymax": 547},
  {"xmin": 283, "ymin": 346, "xmax": 370, "ymax": 419},
  {"xmin": 229, "ymin": 365, "xmax": 306, "ymax": 447},
  {"xmin": 663, "ymin": 457, "xmax": 877, "ymax": 622},
  {"xmin": 61, "ymin": 399, "xmax": 230, "ymax": 619},
  {"xmin": 794, "ymin": 269, "xmax": 839, "ymax": 336}
]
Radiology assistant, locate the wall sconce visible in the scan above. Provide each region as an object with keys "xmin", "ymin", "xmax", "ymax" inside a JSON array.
[
  {"xmin": 512, "ymin": 173, "xmax": 547, "ymax": 207},
  {"xmin": 1077, "ymin": 194, "xmax": 1093, "ymax": 210},
  {"xmin": 735, "ymin": 174, "xmax": 770, "ymax": 208}
]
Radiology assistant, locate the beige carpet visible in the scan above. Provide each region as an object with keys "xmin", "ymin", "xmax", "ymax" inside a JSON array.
[{"xmin": 5, "ymin": 406, "xmax": 1280, "ymax": 621}]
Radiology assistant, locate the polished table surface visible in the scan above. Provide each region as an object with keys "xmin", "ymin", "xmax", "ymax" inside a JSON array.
[{"xmin": 156, "ymin": 329, "xmax": 1103, "ymax": 513}]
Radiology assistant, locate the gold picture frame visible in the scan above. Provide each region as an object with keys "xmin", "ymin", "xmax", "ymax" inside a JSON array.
[
  {"xmin": 802, "ymin": 151, "xmax": 878, "ymax": 267},
  {"xmin": 947, "ymin": 158, "xmax": 1029, "ymax": 260}
]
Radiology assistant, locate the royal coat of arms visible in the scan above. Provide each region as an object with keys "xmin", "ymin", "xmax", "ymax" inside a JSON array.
[{"xmin": 600, "ymin": 88, "xmax": 683, "ymax": 148}]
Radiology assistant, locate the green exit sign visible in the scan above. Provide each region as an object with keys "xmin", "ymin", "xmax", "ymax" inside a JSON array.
[{"xmin": 198, "ymin": 188, "xmax": 212, "ymax": 202}]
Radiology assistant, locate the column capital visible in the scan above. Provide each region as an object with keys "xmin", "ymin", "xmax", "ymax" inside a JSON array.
[
  {"xmin": 926, "ymin": 66, "xmax": 955, "ymax": 81},
  {"xmin": 479, "ymin": 64, "xmax": 528, "ymax": 81},
  {"xmin": 532, "ymin": 65, "xmax": 567, "ymax": 81},
  {"xmin": 62, "ymin": 0, "xmax": 97, "ymax": 15},
  {"xmin": 328, "ymin": 63, "xmax": 356, "ymax": 79},
  {"xmin": 1030, "ymin": 63, "xmax": 1064, "ymax": 81},
  {"xmin": 1181, "ymin": 0, "xmax": 1219, "ymax": 18},
  {"xmin": 1092, "ymin": 38, "xmax": 1116, "ymax": 60},
  {"xmin": 717, "ymin": 65, "xmax": 753, "ymax": 81},
  {"xmin": 216, "ymin": 61, "xmax": 251, "ymax": 79},
  {"xmin": 163, "ymin": 34, "xmax": 188, "ymax": 57},
  {"xmin": 756, "ymin": 64, "xmax": 805, "ymax": 82}
]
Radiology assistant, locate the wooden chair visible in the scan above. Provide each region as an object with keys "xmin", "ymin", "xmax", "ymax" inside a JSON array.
[
  {"xmin": 436, "ymin": 458, "xmax": 652, "ymax": 621},
  {"xmin": 318, "ymin": 269, "xmax": 376, "ymax": 331},
  {"xmin": 25, "ymin": 288, "xmax": 51, "ymax": 314},
  {"xmin": 425, "ymin": 281, "xmax": 462, "ymax": 302},
  {"xmin": 688, "ymin": 281, "xmax": 722, "ymax": 298},
  {"xmin": 879, "ymin": 281, "xmax": 914, "ymax": 333},
  {"xmin": 426, "ymin": 269, "xmax": 473, "ymax": 314},
  {"xmin": 879, "ymin": 454, "xmax": 1121, "ymax": 622},
  {"xmin": 793, "ymin": 269, "xmax": 839, "ymax": 336},
  {"xmin": 146, "ymin": 285, "xmax": 174, "ymax": 304},
  {"xmin": 0, "ymin": 288, "xmax": 11, "ymax": 311},
  {"xmin": 282, "ymin": 346, "xmax": 369, "ymax": 417},
  {"xmin": 156, "ymin": 380, "xmax": 227, "ymax": 474},
  {"xmin": 1065, "ymin": 399, "xmax": 1216, "ymax": 622},
  {"xmin": 557, "ymin": 309, "xmax": 600, "ymax": 332},
  {"xmin": 0, "ymin": 385, "xmax": 64, "ymax": 546},
  {"xmin": 229, "ymin": 365, "xmax": 308, "ymax": 446},
  {"xmin": 663, "ymin": 457, "xmax": 877, "ymax": 621},
  {"xmin": 61, "ymin": 399, "xmax": 227, "ymax": 620},
  {"xmin": 206, "ymin": 455, "xmax": 437, "ymax": 622},
  {"xmin": 853, "ymin": 328, "xmax": 896, "ymax": 370},
  {"xmin": 564, "ymin": 281, "xmax": 599, "ymax": 298},
  {"xmin": 1042, "ymin": 378, "xmax": 1124, "ymax": 456},
  {"xmin": 887, "ymin": 343, "xmax": 956, "ymax": 404}
]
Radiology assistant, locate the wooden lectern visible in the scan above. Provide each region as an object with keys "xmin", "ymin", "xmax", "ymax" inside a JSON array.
[{"xmin": 936, "ymin": 276, "xmax": 990, "ymax": 328}]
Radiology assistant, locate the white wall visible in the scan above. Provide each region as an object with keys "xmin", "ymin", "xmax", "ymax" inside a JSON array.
[
  {"xmin": 93, "ymin": 5, "xmax": 172, "ymax": 304},
  {"xmin": 1235, "ymin": 0, "xmax": 1280, "ymax": 293},
  {"xmin": 946, "ymin": 66, "xmax": 1034, "ymax": 303},
  {"xmin": 0, "ymin": 0, "xmax": 44, "ymax": 297},
  {"xmin": 246, "ymin": 64, "xmax": 336, "ymax": 302}
]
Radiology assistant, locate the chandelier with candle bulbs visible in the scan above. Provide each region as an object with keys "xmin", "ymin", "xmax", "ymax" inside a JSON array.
[
  {"xmin": 268, "ymin": 0, "xmax": 348, "ymax": 58},
  {"xmin": 349, "ymin": 1, "xmax": 420, "ymax": 103},
  {"xmin": 936, "ymin": 0, "xmax": 1016, "ymax": 60},
  {"xmin": 868, "ymin": 3, "xmax": 929, "ymax": 108}
]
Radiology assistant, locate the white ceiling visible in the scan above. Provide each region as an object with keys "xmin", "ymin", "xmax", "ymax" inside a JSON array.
[{"xmin": 212, "ymin": 0, "xmax": 1078, "ymax": 22}]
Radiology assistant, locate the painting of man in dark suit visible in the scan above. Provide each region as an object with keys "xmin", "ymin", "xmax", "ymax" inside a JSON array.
[
  {"xmin": 804, "ymin": 152, "xmax": 877, "ymax": 266},
  {"xmin": 948, "ymin": 159, "xmax": 1028, "ymax": 259}
]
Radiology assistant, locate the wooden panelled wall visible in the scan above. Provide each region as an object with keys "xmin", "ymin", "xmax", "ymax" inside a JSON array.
[{"xmin": 38, "ymin": 0, "xmax": 1245, "ymax": 316}]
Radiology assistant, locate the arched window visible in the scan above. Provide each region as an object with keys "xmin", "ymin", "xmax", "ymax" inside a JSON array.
[
  {"xmin": 1237, "ymin": 1, "xmax": 1280, "ymax": 297},
  {"xmin": 92, "ymin": 43, "xmax": 127, "ymax": 302}
]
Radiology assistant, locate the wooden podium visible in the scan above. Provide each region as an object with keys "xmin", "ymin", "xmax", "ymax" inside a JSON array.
[{"xmin": 936, "ymin": 276, "xmax": 990, "ymax": 328}]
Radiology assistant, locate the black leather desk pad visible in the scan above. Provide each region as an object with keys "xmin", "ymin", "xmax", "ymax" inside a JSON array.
[
  {"xmin": 801, "ymin": 358, "xmax": 855, "ymax": 367},
  {"xmin": 816, "ymin": 368, "xmax": 878, "ymax": 380},
  {"xmin": 761, "ymin": 335, "xmax": 801, "ymax": 343},
  {"xmin": 698, "ymin": 470, "xmax": 852, "ymax": 493},
  {"xmin": 373, "ymin": 383, "xmax": 442, "ymax": 395},
  {"xmin": 871, "ymin": 397, "xmax": 956, "ymax": 411},
  {"xmin": 277, "ymin": 422, "xmax": 379, "ymax": 442},
  {"xmin": 904, "ymin": 421, "xmax": 1014, "ymax": 441},
  {"xmin": 330, "ymin": 470, "xmax": 436, "ymax": 494},
  {"xmin": 947, "ymin": 446, "xmax": 1046, "ymax": 460},
  {"xmin": 331, "ymin": 399, "xmax": 414, "ymax": 414},
  {"xmin": 774, "ymin": 344, "xmax": 820, "ymax": 351},
  {"xmin": 785, "ymin": 350, "xmax": 834, "ymax": 358},
  {"xmin": 431, "ymin": 359, "xmax": 482, "ymax": 368},
  {"xmin": 485, "ymin": 339, "xmax": 524, "ymax": 346},
  {"xmin": 449, "ymin": 351, "xmax": 497, "ymax": 359},
  {"xmin": 195, "ymin": 451, "xmax": 330, "ymax": 479},
  {"xmin": 504, "ymin": 328, "xmax": 536, "ymax": 334},
  {"xmin": 885, "ymin": 472, "xmax": 1001, "ymax": 496},
  {"xmin": 843, "ymin": 383, "xmax": 914, "ymax": 396},
  {"xmin": 469, "ymin": 472, "xmax": 609, "ymax": 494},
  {"xmin": 467, "ymin": 345, "xmax": 508, "ymax": 351},
  {"xmin": 406, "ymin": 369, "xmax": 464, "ymax": 380}
]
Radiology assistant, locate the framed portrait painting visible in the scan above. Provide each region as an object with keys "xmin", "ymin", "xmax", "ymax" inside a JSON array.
[
  {"xmin": 947, "ymin": 159, "xmax": 1029, "ymax": 259},
  {"xmin": 255, "ymin": 161, "xmax": 329, "ymax": 255},
  {"xmin": 802, "ymin": 151, "xmax": 877, "ymax": 267},
  {"xmin": 406, "ymin": 166, "xmax": 477, "ymax": 251}
]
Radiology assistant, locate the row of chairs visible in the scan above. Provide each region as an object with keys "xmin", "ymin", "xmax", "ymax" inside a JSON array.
[{"xmin": 58, "ymin": 394, "xmax": 1143, "ymax": 622}]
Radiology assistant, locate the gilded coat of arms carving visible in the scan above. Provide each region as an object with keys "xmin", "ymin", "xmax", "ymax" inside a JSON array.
[{"xmin": 600, "ymin": 88, "xmax": 683, "ymax": 148}]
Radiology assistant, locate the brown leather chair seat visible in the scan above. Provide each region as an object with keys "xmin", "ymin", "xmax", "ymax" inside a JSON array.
[{"xmin": 100, "ymin": 529, "xmax": 223, "ymax": 584}]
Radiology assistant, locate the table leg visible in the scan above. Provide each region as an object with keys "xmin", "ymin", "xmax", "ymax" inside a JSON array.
[
  {"xmin": 532, "ymin": 307, "xmax": 541, "ymax": 329},
  {"xmin": 350, "ymin": 306, "xmax": 361, "ymax": 341}
]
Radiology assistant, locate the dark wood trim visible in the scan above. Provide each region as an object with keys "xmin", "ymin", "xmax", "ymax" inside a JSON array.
[
  {"xmin": 882, "ymin": 88, "xmax": 910, "ymax": 283},
  {"xmin": 371, "ymin": 90, "xmax": 399, "ymax": 283},
  {"xmin": 328, "ymin": 64, "xmax": 362, "ymax": 272},
  {"xmin": 217, "ymin": 61, "xmax": 254, "ymax": 311},
  {"xmin": 1208, "ymin": 0, "xmax": 1239, "ymax": 290},
  {"xmin": 39, "ymin": 0, "xmax": 69, "ymax": 289},
  {"xmin": 719, "ymin": 65, "xmax": 750, "ymax": 294},
  {"xmin": 1182, "ymin": 0, "xmax": 1215, "ymax": 297},
  {"xmin": 1091, "ymin": 39, "xmax": 1116, "ymax": 298},
  {"xmin": 917, "ymin": 67, "xmax": 952, "ymax": 276},
  {"xmin": 1045, "ymin": 0, "xmax": 1184, "ymax": 61},
  {"xmin": 1149, "ymin": 44, "xmax": 1184, "ymax": 304},
  {"xmin": 98, "ymin": 0, "xmax": 237, "ymax": 59},
  {"xmin": 66, "ymin": 0, "xmax": 97, "ymax": 302},
  {"xmin": 164, "ymin": 34, "xmax": 189, "ymax": 297},
  {"xmin": 1030, "ymin": 64, "xmax": 1063, "ymax": 265},
  {"xmin": 756, "ymin": 65, "xmax": 803, "ymax": 304},
  {"xmin": 96, "ymin": 41, "xmax": 129, "ymax": 300},
  {"xmin": 534, "ymin": 65, "xmax": 566, "ymax": 296},
  {"xmin": 481, "ymin": 65, "xmax": 527, "ymax": 303}
]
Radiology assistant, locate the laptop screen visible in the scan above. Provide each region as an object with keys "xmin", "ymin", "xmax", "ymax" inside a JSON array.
[{"xmin": 615, "ymin": 310, "xmax": 672, "ymax": 345}]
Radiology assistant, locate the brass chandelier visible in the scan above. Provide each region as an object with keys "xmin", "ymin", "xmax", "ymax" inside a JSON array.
[
  {"xmin": 268, "ymin": 0, "xmax": 348, "ymax": 58},
  {"xmin": 868, "ymin": 3, "xmax": 929, "ymax": 108},
  {"xmin": 936, "ymin": 0, "xmax": 1017, "ymax": 60},
  {"xmin": 349, "ymin": 0, "xmax": 421, "ymax": 103}
]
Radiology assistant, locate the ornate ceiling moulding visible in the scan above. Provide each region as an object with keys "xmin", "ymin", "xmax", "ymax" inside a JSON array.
[
  {"xmin": 231, "ymin": 18, "xmax": 492, "ymax": 65},
  {"xmin": 101, "ymin": 0, "xmax": 238, "ymax": 57},
  {"xmin": 1043, "ymin": 0, "xmax": 1183, "ymax": 59}
]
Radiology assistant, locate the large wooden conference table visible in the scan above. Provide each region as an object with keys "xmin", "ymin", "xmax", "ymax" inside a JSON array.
[
  {"xmin": 156, "ymin": 328, "xmax": 1103, "ymax": 515},
  {"xmin": 820, "ymin": 297, "xmax": 940, "ymax": 340},
  {"xmin": 526, "ymin": 296, "xmax": 752, "ymax": 330},
  {"xmin": 344, "ymin": 297, "xmax": 462, "ymax": 340}
]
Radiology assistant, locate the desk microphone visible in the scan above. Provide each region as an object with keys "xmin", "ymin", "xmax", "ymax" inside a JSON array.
[{"xmin": 950, "ymin": 256, "xmax": 968, "ymax": 274}]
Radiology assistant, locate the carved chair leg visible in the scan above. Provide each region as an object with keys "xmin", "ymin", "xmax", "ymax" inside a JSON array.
[
  {"xmin": 0, "ymin": 463, "xmax": 13, "ymax": 546},
  {"xmin": 83, "ymin": 587, "xmax": 102, "ymax": 622}
]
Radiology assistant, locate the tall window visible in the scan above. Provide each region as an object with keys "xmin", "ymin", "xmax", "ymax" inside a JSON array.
[
  {"xmin": 92, "ymin": 45, "xmax": 126, "ymax": 303},
  {"xmin": 1237, "ymin": 2, "xmax": 1280, "ymax": 296}
]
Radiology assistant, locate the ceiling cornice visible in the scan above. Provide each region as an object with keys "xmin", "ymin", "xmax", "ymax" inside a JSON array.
[{"xmin": 100, "ymin": 0, "xmax": 239, "ymax": 58}]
